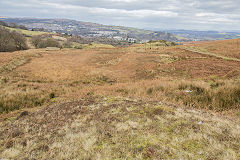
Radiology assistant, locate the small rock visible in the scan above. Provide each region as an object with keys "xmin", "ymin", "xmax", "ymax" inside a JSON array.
[
  {"xmin": 185, "ymin": 90, "xmax": 193, "ymax": 93},
  {"xmin": 198, "ymin": 121, "xmax": 203, "ymax": 125}
]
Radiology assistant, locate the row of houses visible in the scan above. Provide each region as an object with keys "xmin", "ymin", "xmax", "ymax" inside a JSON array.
[{"xmin": 113, "ymin": 36, "xmax": 137, "ymax": 43}]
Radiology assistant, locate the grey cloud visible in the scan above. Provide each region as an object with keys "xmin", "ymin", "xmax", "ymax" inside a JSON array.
[{"xmin": 0, "ymin": 0, "xmax": 240, "ymax": 30}]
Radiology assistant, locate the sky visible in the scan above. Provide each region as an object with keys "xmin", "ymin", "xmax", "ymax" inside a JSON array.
[{"xmin": 0, "ymin": 0, "xmax": 240, "ymax": 31}]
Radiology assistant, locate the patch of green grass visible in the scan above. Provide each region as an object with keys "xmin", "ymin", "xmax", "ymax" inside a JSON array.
[
  {"xmin": 4, "ymin": 26, "xmax": 50, "ymax": 36},
  {"xmin": 160, "ymin": 56, "xmax": 179, "ymax": 64},
  {"xmin": 82, "ymin": 43, "xmax": 115, "ymax": 49}
]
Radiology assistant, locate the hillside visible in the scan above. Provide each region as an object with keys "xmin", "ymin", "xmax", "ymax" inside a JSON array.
[
  {"xmin": 0, "ymin": 17, "xmax": 178, "ymax": 42},
  {"xmin": 0, "ymin": 37, "xmax": 240, "ymax": 159},
  {"xmin": 183, "ymin": 39, "xmax": 240, "ymax": 59},
  {"xmin": 3, "ymin": 26, "xmax": 49, "ymax": 36},
  {"xmin": 167, "ymin": 30, "xmax": 240, "ymax": 41}
]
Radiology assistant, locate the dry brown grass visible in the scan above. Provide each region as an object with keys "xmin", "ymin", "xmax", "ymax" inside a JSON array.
[
  {"xmin": 0, "ymin": 42, "xmax": 240, "ymax": 113},
  {"xmin": 0, "ymin": 97, "xmax": 239, "ymax": 159},
  {"xmin": 184, "ymin": 38, "xmax": 240, "ymax": 59},
  {"xmin": 0, "ymin": 39, "xmax": 240, "ymax": 159}
]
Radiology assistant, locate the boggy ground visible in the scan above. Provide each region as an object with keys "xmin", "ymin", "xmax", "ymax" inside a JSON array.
[{"xmin": 0, "ymin": 39, "xmax": 240, "ymax": 159}]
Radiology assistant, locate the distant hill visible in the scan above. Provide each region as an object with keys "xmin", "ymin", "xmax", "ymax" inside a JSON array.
[
  {"xmin": 0, "ymin": 17, "xmax": 178, "ymax": 42},
  {"xmin": 167, "ymin": 30, "xmax": 240, "ymax": 41}
]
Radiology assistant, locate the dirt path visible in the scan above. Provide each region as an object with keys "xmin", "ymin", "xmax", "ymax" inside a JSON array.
[{"xmin": 181, "ymin": 46, "xmax": 240, "ymax": 62}]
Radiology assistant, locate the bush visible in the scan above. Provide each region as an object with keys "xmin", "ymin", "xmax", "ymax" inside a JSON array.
[
  {"xmin": 63, "ymin": 41, "xmax": 72, "ymax": 48},
  {"xmin": 18, "ymin": 25, "xmax": 28, "ymax": 30},
  {"xmin": 0, "ymin": 27, "xmax": 28, "ymax": 52},
  {"xmin": 31, "ymin": 36, "xmax": 60, "ymax": 48},
  {"xmin": 74, "ymin": 45, "xmax": 83, "ymax": 49}
]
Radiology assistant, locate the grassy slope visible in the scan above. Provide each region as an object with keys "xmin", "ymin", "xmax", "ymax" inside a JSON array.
[
  {"xmin": 102, "ymin": 25, "xmax": 178, "ymax": 41},
  {"xmin": 0, "ymin": 38, "xmax": 240, "ymax": 159},
  {"xmin": 109, "ymin": 25, "xmax": 153, "ymax": 35},
  {"xmin": 0, "ymin": 97, "xmax": 240, "ymax": 159},
  {"xmin": 183, "ymin": 39, "xmax": 240, "ymax": 59},
  {"xmin": 4, "ymin": 26, "xmax": 50, "ymax": 36},
  {"xmin": 2, "ymin": 26, "xmax": 52, "ymax": 48},
  {"xmin": 181, "ymin": 46, "xmax": 240, "ymax": 62}
]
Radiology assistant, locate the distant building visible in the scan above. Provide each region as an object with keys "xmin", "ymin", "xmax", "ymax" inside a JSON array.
[
  {"xmin": 140, "ymin": 40, "xmax": 149, "ymax": 43},
  {"xmin": 113, "ymin": 36, "xmax": 125, "ymax": 41},
  {"xmin": 127, "ymin": 38, "xmax": 137, "ymax": 43}
]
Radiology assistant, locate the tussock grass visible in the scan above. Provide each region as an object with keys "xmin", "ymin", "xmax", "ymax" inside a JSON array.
[
  {"xmin": 176, "ymin": 81, "xmax": 240, "ymax": 111},
  {"xmin": 0, "ymin": 97, "xmax": 239, "ymax": 159},
  {"xmin": 1, "ymin": 44, "xmax": 239, "ymax": 113},
  {"xmin": 93, "ymin": 79, "xmax": 240, "ymax": 111},
  {"xmin": 0, "ymin": 90, "xmax": 49, "ymax": 113}
]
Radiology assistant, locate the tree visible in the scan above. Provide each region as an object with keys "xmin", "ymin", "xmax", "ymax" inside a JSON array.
[
  {"xmin": 0, "ymin": 26, "xmax": 28, "ymax": 52},
  {"xmin": 0, "ymin": 27, "xmax": 14, "ymax": 52},
  {"xmin": 11, "ymin": 31, "xmax": 28, "ymax": 50},
  {"xmin": 18, "ymin": 25, "xmax": 28, "ymax": 30}
]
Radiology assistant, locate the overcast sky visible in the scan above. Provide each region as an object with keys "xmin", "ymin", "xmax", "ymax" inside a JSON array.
[{"xmin": 0, "ymin": 0, "xmax": 240, "ymax": 31}]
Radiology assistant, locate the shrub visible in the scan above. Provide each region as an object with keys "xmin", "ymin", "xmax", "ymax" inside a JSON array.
[
  {"xmin": 49, "ymin": 93, "xmax": 55, "ymax": 99},
  {"xmin": 63, "ymin": 41, "xmax": 72, "ymax": 48},
  {"xmin": 40, "ymin": 38, "xmax": 60, "ymax": 48},
  {"xmin": 18, "ymin": 25, "xmax": 28, "ymax": 30},
  {"xmin": 74, "ymin": 45, "xmax": 83, "ymax": 49},
  {"xmin": 11, "ymin": 31, "xmax": 28, "ymax": 50},
  {"xmin": 0, "ymin": 27, "xmax": 28, "ymax": 52},
  {"xmin": 31, "ymin": 35, "xmax": 60, "ymax": 48},
  {"xmin": 31, "ymin": 36, "xmax": 42, "ymax": 48},
  {"xmin": 147, "ymin": 88, "xmax": 154, "ymax": 95}
]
